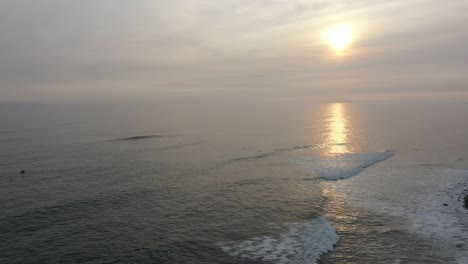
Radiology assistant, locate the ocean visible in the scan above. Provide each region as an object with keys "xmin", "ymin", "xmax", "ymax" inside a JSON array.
[{"xmin": 0, "ymin": 102, "xmax": 467, "ymax": 264}]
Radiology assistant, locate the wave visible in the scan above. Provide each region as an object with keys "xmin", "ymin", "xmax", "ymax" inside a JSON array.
[
  {"xmin": 216, "ymin": 216, "xmax": 339, "ymax": 264},
  {"xmin": 322, "ymin": 167, "xmax": 468, "ymax": 263},
  {"xmin": 228, "ymin": 145, "xmax": 315, "ymax": 163},
  {"xmin": 113, "ymin": 135, "xmax": 163, "ymax": 141},
  {"xmin": 298, "ymin": 151, "xmax": 393, "ymax": 180}
]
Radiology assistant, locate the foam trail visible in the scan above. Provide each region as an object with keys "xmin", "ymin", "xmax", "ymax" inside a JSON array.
[
  {"xmin": 217, "ymin": 216, "xmax": 339, "ymax": 264},
  {"xmin": 298, "ymin": 151, "xmax": 393, "ymax": 180}
]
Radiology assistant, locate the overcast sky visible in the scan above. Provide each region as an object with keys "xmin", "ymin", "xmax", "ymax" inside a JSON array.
[{"xmin": 1, "ymin": 0, "xmax": 468, "ymax": 102}]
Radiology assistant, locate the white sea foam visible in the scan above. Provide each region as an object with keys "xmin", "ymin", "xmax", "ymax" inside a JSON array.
[
  {"xmin": 322, "ymin": 166, "xmax": 468, "ymax": 263},
  {"xmin": 216, "ymin": 216, "xmax": 339, "ymax": 264},
  {"xmin": 298, "ymin": 151, "xmax": 393, "ymax": 180}
]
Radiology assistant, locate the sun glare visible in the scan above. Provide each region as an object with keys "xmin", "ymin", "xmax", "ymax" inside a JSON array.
[{"xmin": 326, "ymin": 25, "xmax": 353, "ymax": 51}]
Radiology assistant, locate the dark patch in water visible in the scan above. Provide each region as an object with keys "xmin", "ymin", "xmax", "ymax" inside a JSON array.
[
  {"xmin": 464, "ymin": 193, "xmax": 468, "ymax": 210},
  {"xmin": 329, "ymin": 143, "xmax": 348, "ymax": 146},
  {"xmin": 114, "ymin": 135, "xmax": 163, "ymax": 141}
]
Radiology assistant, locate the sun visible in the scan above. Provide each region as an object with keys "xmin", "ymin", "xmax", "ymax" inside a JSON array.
[{"xmin": 326, "ymin": 25, "xmax": 353, "ymax": 51}]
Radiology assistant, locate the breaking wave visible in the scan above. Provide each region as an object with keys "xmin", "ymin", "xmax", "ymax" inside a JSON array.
[
  {"xmin": 217, "ymin": 216, "xmax": 339, "ymax": 264},
  {"xmin": 322, "ymin": 166, "xmax": 468, "ymax": 263}
]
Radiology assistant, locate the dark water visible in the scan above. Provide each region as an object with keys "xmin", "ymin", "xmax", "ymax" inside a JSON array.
[{"xmin": 1, "ymin": 102, "xmax": 467, "ymax": 263}]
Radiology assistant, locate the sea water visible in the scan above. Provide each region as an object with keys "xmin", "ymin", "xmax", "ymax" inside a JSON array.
[{"xmin": 0, "ymin": 102, "xmax": 467, "ymax": 263}]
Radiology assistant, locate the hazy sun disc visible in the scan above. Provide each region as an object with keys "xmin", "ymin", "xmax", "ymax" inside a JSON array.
[{"xmin": 326, "ymin": 25, "xmax": 353, "ymax": 50}]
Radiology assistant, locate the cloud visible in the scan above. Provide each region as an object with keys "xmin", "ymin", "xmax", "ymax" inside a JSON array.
[{"xmin": 0, "ymin": 0, "xmax": 467, "ymax": 102}]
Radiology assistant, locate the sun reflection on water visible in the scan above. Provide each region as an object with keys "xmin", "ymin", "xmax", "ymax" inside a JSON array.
[{"xmin": 325, "ymin": 103, "xmax": 351, "ymax": 155}]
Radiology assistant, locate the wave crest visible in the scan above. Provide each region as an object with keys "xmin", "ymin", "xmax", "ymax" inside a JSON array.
[{"xmin": 298, "ymin": 151, "xmax": 393, "ymax": 180}]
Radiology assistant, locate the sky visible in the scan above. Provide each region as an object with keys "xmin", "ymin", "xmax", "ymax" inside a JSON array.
[{"xmin": 1, "ymin": 0, "xmax": 468, "ymax": 103}]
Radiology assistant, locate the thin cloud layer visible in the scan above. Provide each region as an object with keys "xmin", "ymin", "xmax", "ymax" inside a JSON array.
[{"xmin": 0, "ymin": 0, "xmax": 467, "ymax": 102}]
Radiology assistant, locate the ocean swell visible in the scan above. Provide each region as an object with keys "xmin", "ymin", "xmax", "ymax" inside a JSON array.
[
  {"xmin": 113, "ymin": 135, "xmax": 163, "ymax": 141},
  {"xmin": 298, "ymin": 151, "xmax": 393, "ymax": 180},
  {"xmin": 228, "ymin": 145, "xmax": 316, "ymax": 163}
]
